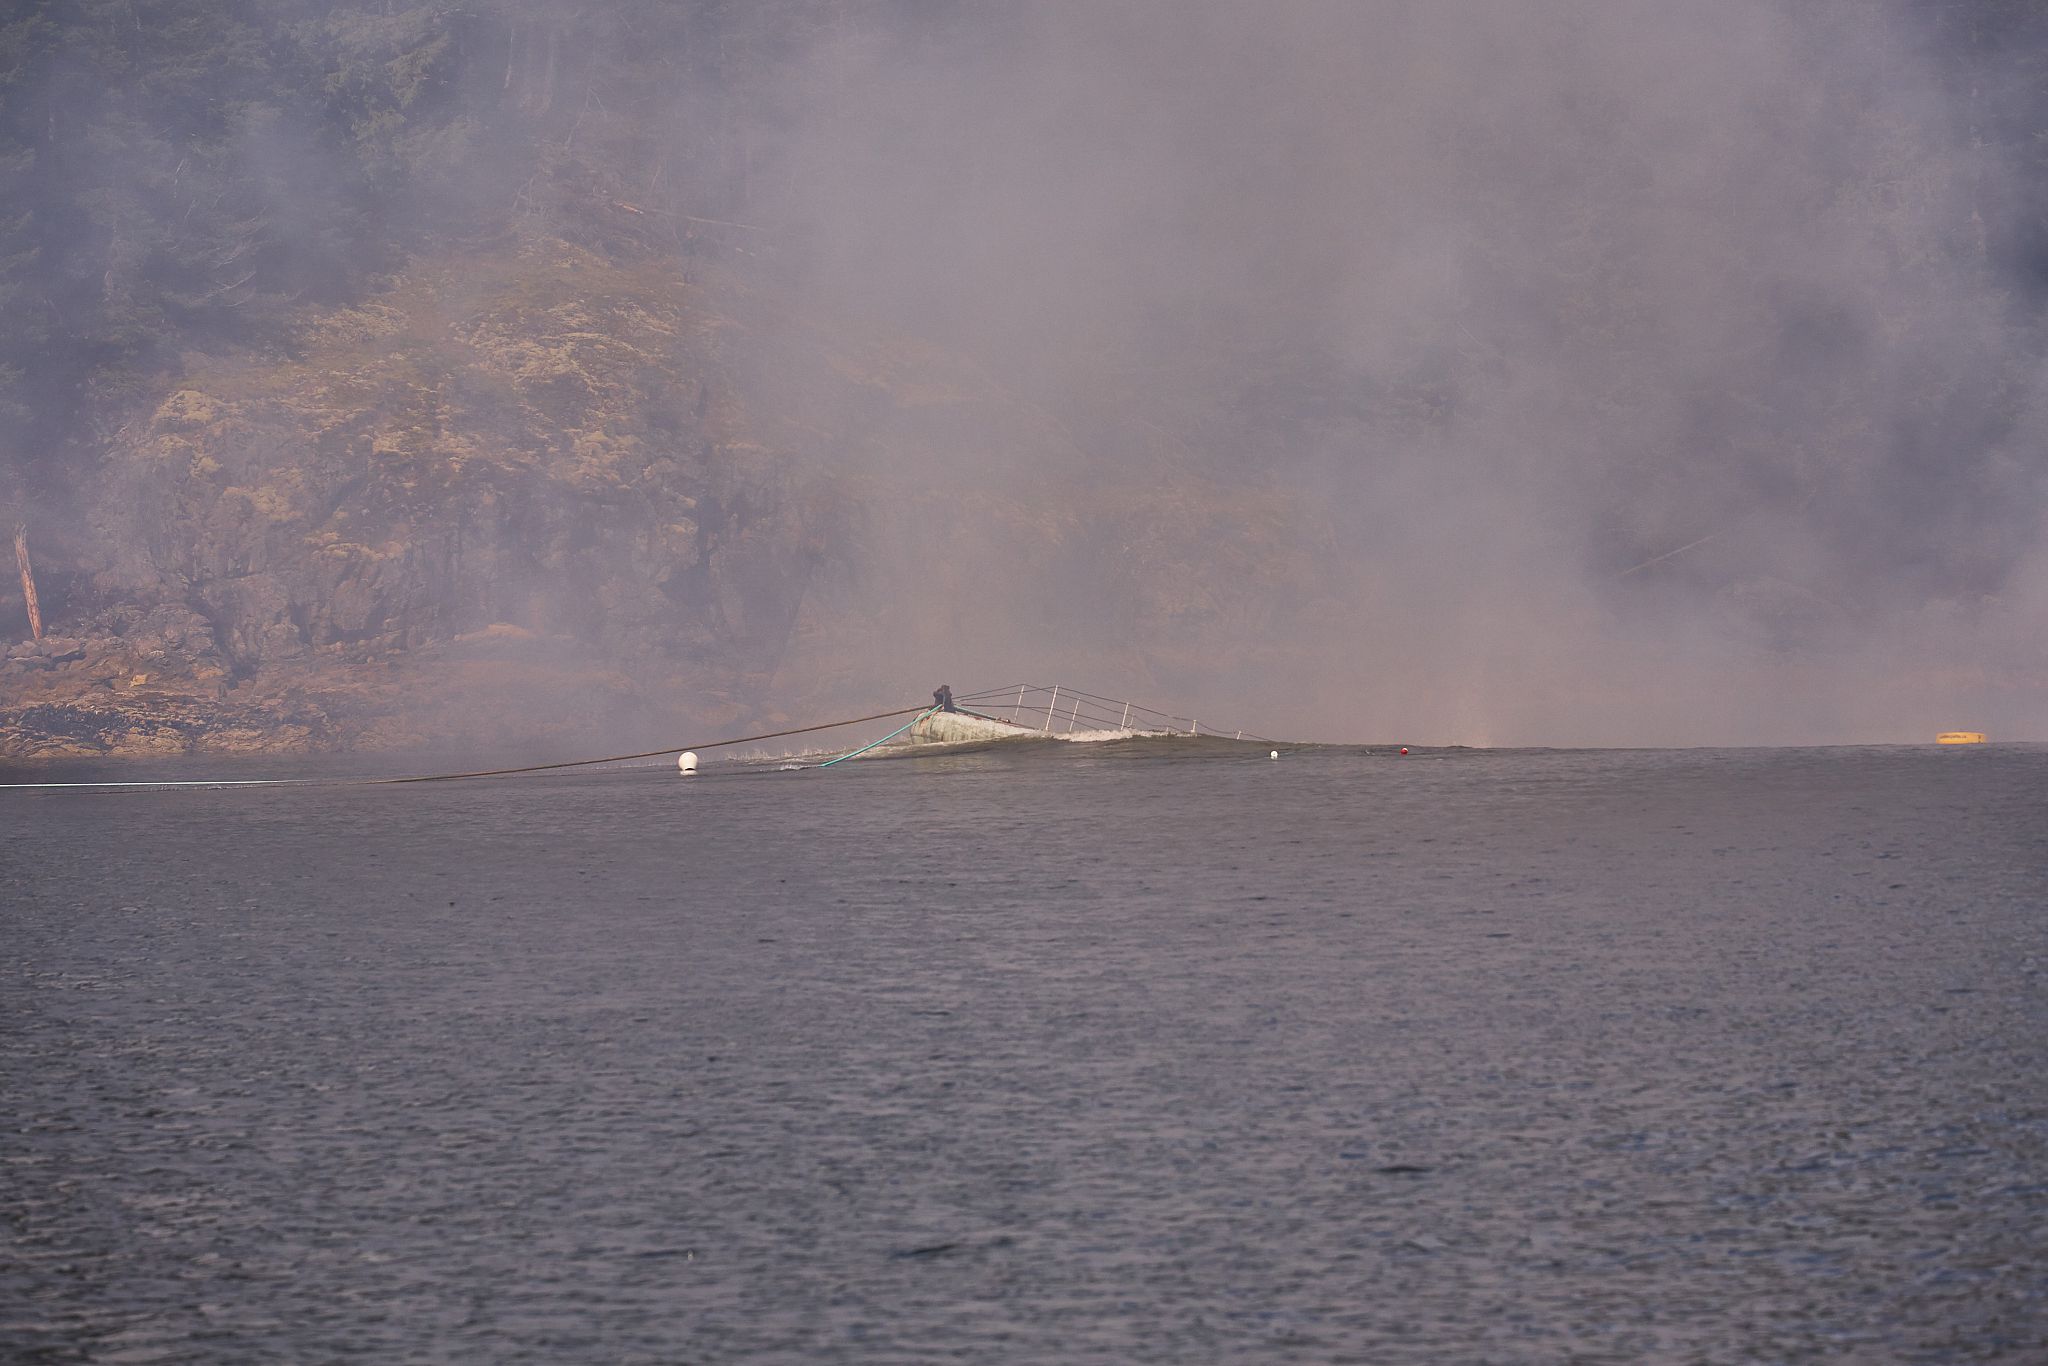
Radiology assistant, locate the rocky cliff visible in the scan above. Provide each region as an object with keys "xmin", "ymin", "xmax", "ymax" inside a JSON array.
[{"xmin": 0, "ymin": 237, "xmax": 1331, "ymax": 758}]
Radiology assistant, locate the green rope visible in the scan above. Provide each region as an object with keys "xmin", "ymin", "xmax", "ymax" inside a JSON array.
[{"xmin": 814, "ymin": 706, "xmax": 939, "ymax": 768}]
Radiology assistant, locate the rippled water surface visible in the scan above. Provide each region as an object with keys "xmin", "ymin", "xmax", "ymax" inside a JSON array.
[{"xmin": 5, "ymin": 741, "xmax": 2047, "ymax": 1362}]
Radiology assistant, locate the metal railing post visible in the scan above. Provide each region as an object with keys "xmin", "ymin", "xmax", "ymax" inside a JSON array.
[
  {"xmin": 1120, "ymin": 702, "xmax": 1130, "ymax": 730},
  {"xmin": 1044, "ymin": 686, "xmax": 1059, "ymax": 731}
]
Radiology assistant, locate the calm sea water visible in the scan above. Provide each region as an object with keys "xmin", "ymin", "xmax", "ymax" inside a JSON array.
[{"xmin": 4, "ymin": 740, "xmax": 2045, "ymax": 1363}]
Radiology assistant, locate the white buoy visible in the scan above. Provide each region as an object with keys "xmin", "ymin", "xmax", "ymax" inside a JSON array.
[
  {"xmin": 677, "ymin": 751, "xmax": 699, "ymax": 775},
  {"xmin": 1270, "ymin": 750, "xmax": 1279, "ymax": 760}
]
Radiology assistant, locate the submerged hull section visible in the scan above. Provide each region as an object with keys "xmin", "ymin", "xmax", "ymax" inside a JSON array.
[{"xmin": 909, "ymin": 709, "xmax": 1045, "ymax": 745}]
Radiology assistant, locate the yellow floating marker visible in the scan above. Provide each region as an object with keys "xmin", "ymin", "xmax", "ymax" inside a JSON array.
[{"xmin": 1936, "ymin": 732, "xmax": 1987, "ymax": 745}]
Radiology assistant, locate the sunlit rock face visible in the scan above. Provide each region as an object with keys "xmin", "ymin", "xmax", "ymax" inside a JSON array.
[
  {"xmin": 114, "ymin": 245, "xmax": 795, "ymax": 666},
  {"xmin": 1, "ymin": 237, "xmax": 1330, "ymax": 756},
  {"xmin": 1, "ymin": 242, "xmax": 812, "ymax": 754}
]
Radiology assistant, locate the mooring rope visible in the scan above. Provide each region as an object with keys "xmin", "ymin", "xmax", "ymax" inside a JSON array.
[
  {"xmin": 0, "ymin": 703, "xmax": 934, "ymax": 792},
  {"xmin": 372, "ymin": 703, "xmax": 933, "ymax": 783},
  {"xmin": 1, "ymin": 685, "xmax": 1259, "ymax": 792}
]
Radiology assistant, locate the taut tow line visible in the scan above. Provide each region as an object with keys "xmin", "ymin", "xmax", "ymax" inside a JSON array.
[
  {"xmin": 374, "ymin": 704, "xmax": 931, "ymax": 784},
  {"xmin": 0, "ymin": 703, "xmax": 933, "ymax": 792}
]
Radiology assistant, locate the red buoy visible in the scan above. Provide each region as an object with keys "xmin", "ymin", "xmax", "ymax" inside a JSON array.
[{"xmin": 1399, "ymin": 747, "xmax": 1409, "ymax": 755}]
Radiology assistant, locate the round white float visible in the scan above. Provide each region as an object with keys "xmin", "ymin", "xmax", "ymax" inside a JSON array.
[{"xmin": 677, "ymin": 751, "xmax": 699, "ymax": 775}]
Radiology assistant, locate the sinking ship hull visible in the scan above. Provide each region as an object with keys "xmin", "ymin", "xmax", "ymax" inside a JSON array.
[{"xmin": 907, "ymin": 708, "xmax": 1046, "ymax": 745}]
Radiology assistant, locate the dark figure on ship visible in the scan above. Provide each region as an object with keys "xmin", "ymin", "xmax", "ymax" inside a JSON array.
[{"xmin": 933, "ymin": 684, "xmax": 957, "ymax": 712}]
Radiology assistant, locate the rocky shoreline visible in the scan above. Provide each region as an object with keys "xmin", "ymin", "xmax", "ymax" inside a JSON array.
[{"xmin": 0, "ymin": 615, "xmax": 740, "ymax": 760}]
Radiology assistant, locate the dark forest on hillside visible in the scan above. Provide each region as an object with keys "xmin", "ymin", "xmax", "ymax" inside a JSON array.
[
  {"xmin": 0, "ymin": 1, "xmax": 907, "ymax": 499},
  {"xmin": 7, "ymin": 1, "xmax": 2048, "ymax": 504}
]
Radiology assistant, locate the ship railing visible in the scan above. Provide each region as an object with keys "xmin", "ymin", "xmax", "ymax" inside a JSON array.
[{"xmin": 952, "ymin": 683, "xmax": 1271, "ymax": 744}]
